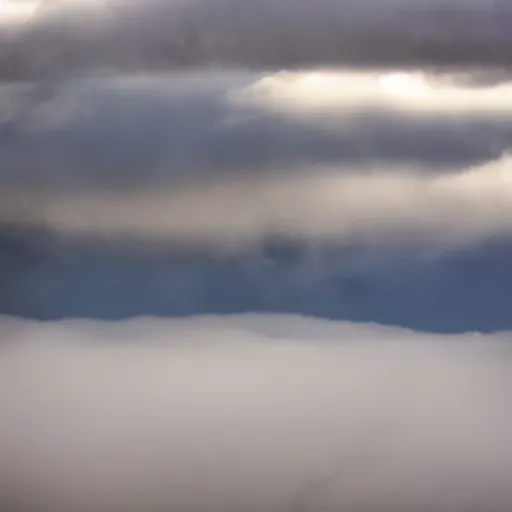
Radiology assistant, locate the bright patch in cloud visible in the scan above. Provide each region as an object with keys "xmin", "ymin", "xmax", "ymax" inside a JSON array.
[
  {"xmin": 232, "ymin": 70, "xmax": 512, "ymax": 117},
  {"xmin": 0, "ymin": 0, "xmax": 39, "ymax": 25},
  {"xmin": 377, "ymin": 72, "xmax": 432, "ymax": 97}
]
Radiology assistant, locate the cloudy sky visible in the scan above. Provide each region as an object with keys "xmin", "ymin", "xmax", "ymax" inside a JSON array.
[
  {"xmin": 1, "ymin": 1, "xmax": 512, "ymax": 511},
  {"xmin": 1, "ymin": 69, "xmax": 512, "ymax": 331}
]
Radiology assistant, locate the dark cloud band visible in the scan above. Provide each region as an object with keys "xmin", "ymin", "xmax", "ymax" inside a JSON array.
[{"xmin": 2, "ymin": 0, "xmax": 512, "ymax": 79}]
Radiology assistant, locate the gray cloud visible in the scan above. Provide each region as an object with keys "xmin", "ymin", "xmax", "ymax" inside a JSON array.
[
  {"xmin": 1, "ymin": 0, "xmax": 512, "ymax": 78},
  {"xmin": 1, "ymin": 71, "xmax": 512, "ymax": 193}
]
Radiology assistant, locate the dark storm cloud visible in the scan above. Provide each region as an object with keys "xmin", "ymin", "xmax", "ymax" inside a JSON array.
[{"xmin": 1, "ymin": 0, "xmax": 512, "ymax": 79}]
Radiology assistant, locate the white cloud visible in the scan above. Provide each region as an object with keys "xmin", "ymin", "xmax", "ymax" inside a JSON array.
[
  {"xmin": 230, "ymin": 70, "xmax": 512, "ymax": 118},
  {"xmin": 0, "ymin": 314, "xmax": 511, "ymax": 511},
  {"xmin": 0, "ymin": 0, "xmax": 39, "ymax": 27}
]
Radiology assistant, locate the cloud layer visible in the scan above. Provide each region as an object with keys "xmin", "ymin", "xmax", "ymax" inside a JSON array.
[
  {"xmin": 1, "ymin": 314, "xmax": 512, "ymax": 512},
  {"xmin": 1, "ymin": 0, "xmax": 512, "ymax": 78}
]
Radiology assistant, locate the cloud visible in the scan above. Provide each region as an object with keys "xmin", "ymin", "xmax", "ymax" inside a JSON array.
[
  {"xmin": 2, "ymin": 154, "xmax": 512, "ymax": 245},
  {"xmin": 1, "ymin": 70, "xmax": 512, "ymax": 193},
  {"xmin": 0, "ymin": 314, "xmax": 511, "ymax": 512},
  {"xmin": 1, "ymin": 0, "xmax": 512, "ymax": 78}
]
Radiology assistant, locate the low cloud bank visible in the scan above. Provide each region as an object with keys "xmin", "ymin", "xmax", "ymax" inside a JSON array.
[{"xmin": 0, "ymin": 314, "xmax": 511, "ymax": 511}]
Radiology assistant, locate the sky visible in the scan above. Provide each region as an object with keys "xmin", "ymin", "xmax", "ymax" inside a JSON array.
[{"xmin": 1, "ymin": 1, "xmax": 512, "ymax": 511}]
